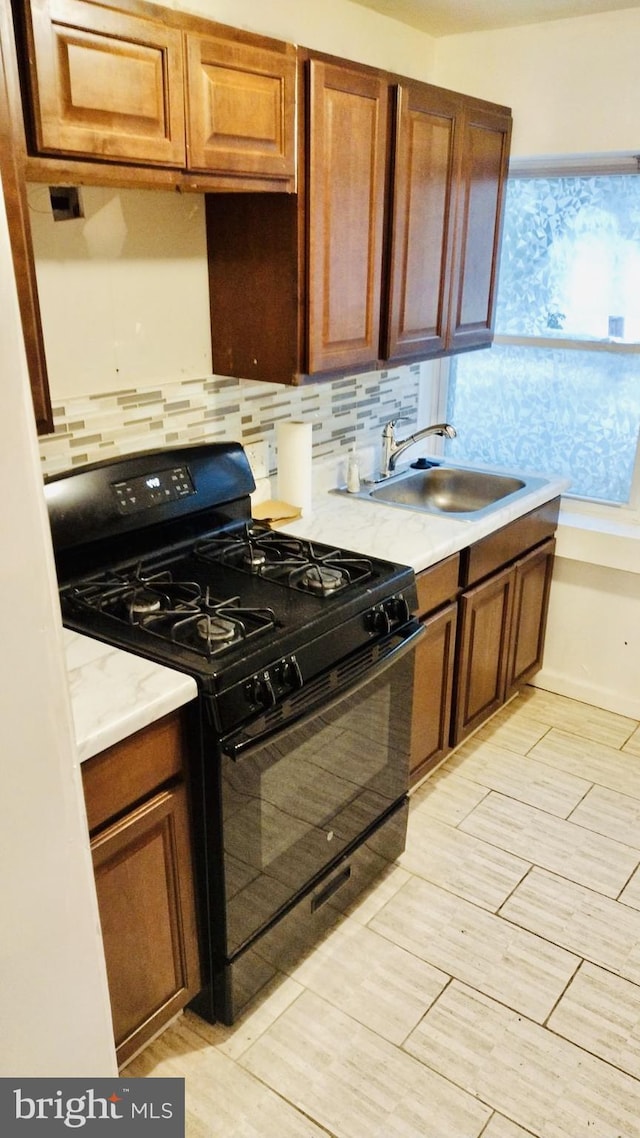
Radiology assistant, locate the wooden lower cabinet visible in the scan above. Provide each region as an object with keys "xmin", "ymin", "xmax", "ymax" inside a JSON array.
[
  {"xmin": 410, "ymin": 601, "xmax": 457, "ymax": 783},
  {"xmin": 453, "ymin": 562, "xmax": 515, "ymax": 744},
  {"xmin": 82, "ymin": 712, "xmax": 201, "ymax": 1066},
  {"xmin": 410, "ymin": 500, "xmax": 559, "ymax": 783},
  {"xmin": 506, "ymin": 538, "xmax": 556, "ymax": 699}
]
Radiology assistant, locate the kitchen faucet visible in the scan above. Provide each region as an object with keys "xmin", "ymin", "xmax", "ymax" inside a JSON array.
[{"xmin": 380, "ymin": 419, "xmax": 457, "ymax": 478}]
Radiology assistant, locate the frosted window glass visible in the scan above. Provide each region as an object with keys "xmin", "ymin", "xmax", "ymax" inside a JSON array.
[{"xmin": 446, "ymin": 175, "xmax": 640, "ymax": 504}]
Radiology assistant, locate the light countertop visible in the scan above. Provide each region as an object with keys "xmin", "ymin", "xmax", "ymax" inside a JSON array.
[
  {"xmin": 276, "ymin": 470, "xmax": 569, "ymax": 573},
  {"xmin": 65, "ymin": 629, "xmax": 197, "ymax": 764},
  {"xmin": 65, "ymin": 465, "xmax": 567, "ymax": 764}
]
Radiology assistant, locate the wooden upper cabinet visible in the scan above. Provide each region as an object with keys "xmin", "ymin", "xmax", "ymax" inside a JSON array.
[
  {"xmin": 184, "ymin": 31, "xmax": 296, "ymax": 181},
  {"xmin": 0, "ymin": 0, "xmax": 52, "ymax": 433},
  {"xmin": 447, "ymin": 102, "xmax": 512, "ymax": 352},
  {"xmin": 20, "ymin": 0, "xmax": 186, "ymax": 166},
  {"xmin": 384, "ymin": 82, "xmax": 460, "ymax": 361},
  {"xmin": 306, "ymin": 59, "xmax": 388, "ymax": 374}
]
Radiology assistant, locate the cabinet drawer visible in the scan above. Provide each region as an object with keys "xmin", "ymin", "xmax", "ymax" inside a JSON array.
[
  {"xmin": 414, "ymin": 553, "xmax": 460, "ymax": 617},
  {"xmin": 82, "ymin": 711, "xmax": 186, "ymax": 834},
  {"xmin": 463, "ymin": 497, "xmax": 560, "ymax": 587}
]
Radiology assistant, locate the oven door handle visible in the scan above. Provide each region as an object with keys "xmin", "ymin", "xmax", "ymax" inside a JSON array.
[{"xmin": 220, "ymin": 621, "xmax": 424, "ymax": 761}]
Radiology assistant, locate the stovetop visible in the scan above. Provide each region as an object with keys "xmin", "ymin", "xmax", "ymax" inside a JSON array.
[
  {"xmin": 58, "ymin": 521, "xmax": 417, "ymax": 692},
  {"xmin": 46, "ymin": 443, "xmax": 419, "ymax": 714}
]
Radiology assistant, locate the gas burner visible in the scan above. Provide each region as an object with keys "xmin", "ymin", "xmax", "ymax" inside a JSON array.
[
  {"xmin": 129, "ymin": 589, "xmax": 164, "ymax": 618},
  {"xmin": 242, "ymin": 548, "xmax": 268, "ymax": 573},
  {"xmin": 195, "ymin": 528, "xmax": 374, "ymax": 596},
  {"xmin": 160, "ymin": 594, "xmax": 276, "ymax": 658},
  {"xmin": 61, "ymin": 570, "xmax": 277, "ymax": 659},
  {"xmin": 196, "ymin": 615, "xmax": 237, "ymax": 643},
  {"xmin": 299, "ymin": 565, "xmax": 346, "ymax": 594}
]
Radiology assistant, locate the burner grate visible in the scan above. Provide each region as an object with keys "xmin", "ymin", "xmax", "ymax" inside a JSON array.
[
  {"xmin": 196, "ymin": 527, "xmax": 373, "ymax": 595},
  {"xmin": 61, "ymin": 568, "xmax": 276, "ymax": 659}
]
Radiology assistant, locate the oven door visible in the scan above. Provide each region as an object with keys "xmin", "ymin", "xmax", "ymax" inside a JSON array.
[{"xmin": 218, "ymin": 624, "xmax": 422, "ymax": 958}]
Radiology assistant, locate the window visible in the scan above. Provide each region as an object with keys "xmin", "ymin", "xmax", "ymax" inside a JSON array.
[{"xmin": 443, "ymin": 172, "xmax": 640, "ymax": 508}]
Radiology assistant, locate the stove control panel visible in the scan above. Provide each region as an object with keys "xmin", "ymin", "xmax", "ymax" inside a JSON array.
[
  {"xmin": 365, "ymin": 594, "xmax": 411, "ymax": 635},
  {"xmin": 243, "ymin": 654, "xmax": 304, "ymax": 713},
  {"xmin": 111, "ymin": 465, "xmax": 196, "ymax": 515}
]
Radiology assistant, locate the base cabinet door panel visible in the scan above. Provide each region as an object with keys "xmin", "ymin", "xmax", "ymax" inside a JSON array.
[
  {"xmin": 91, "ymin": 783, "xmax": 200, "ymax": 1066},
  {"xmin": 453, "ymin": 562, "xmax": 515, "ymax": 745},
  {"xmin": 506, "ymin": 538, "xmax": 555, "ymax": 699},
  {"xmin": 410, "ymin": 601, "xmax": 457, "ymax": 784}
]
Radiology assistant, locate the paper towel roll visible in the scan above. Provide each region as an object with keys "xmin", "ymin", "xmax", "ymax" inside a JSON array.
[{"xmin": 276, "ymin": 420, "xmax": 313, "ymax": 516}]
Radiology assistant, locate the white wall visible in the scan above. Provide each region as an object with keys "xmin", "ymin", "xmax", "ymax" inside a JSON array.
[
  {"xmin": 169, "ymin": 0, "xmax": 437, "ymax": 77},
  {"xmin": 433, "ymin": 7, "xmax": 640, "ymax": 158},
  {"xmin": 0, "ymin": 176, "xmax": 117, "ymax": 1074},
  {"xmin": 434, "ymin": 10, "xmax": 640, "ymax": 720}
]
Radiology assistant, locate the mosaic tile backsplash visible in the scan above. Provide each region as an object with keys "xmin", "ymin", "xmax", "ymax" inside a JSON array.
[{"xmin": 38, "ymin": 365, "xmax": 422, "ymax": 487}]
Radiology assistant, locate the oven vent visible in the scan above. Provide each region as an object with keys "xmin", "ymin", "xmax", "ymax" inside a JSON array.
[{"xmin": 260, "ymin": 642, "xmax": 384, "ymax": 732}]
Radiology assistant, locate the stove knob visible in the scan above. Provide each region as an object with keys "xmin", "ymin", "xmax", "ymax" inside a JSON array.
[
  {"xmin": 385, "ymin": 595, "xmax": 411, "ymax": 626},
  {"xmin": 366, "ymin": 605, "xmax": 391, "ymax": 635},
  {"xmin": 280, "ymin": 655, "xmax": 303, "ymax": 691},
  {"xmin": 247, "ymin": 671, "xmax": 276, "ymax": 710}
]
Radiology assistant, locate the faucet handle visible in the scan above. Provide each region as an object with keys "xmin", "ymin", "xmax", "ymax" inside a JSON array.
[{"xmin": 382, "ymin": 416, "xmax": 410, "ymax": 432}]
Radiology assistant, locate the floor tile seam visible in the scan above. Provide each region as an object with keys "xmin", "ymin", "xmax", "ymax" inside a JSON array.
[
  {"xmin": 540, "ymin": 1002, "xmax": 640, "ymax": 1090},
  {"xmin": 397, "ymin": 980, "xmax": 572, "ymax": 1128},
  {"xmin": 477, "ymin": 1110, "xmax": 539, "ymax": 1138},
  {"xmin": 496, "ymin": 878, "xmax": 640, "ymax": 984},
  {"xmin": 442, "ymin": 760, "xmax": 593, "ymax": 820},
  {"xmin": 210, "ymin": 974, "xmax": 305, "ymax": 1060},
  {"xmin": 456, "ymin": 790, "xmax": 640, "ymax": 893},
  {"xmin": 531, "ymin": 723, "xmax": 640, "ymax": 762},
  {"xmin": 231, "ymin": 1048, "xmax": 341, "ymax": 1138},
  {"xmin": 404, "ymin": 977, "xmax": 640, "ymax": 1109},
  {"xmin": 409, "ymin": 771, "xmax": 492, "ymax": 826},
  {"xmin": 498, "ymin": 741, "xmax": 640, "ymax": 803},
  {"xmin": 237, "ymin": 987, "xmax": 494, "ymax": 1131},
  {"xmin": 370, "ymin": 884, "xmax": 581, "ymax": 1025}
]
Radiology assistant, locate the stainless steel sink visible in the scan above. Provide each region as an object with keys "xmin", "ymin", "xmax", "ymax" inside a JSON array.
[
  {"xmin": 371, "ymin": 467, "xmax": 526, "ymax": 513},
  {"xmin": 336, "ymin": 463, "xmax": 548, "ymax": 520}
]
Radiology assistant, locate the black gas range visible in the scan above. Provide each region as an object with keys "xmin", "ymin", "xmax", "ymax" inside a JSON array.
[{"xmin": 45, "ymin": 442, "xmax": 423, "ymax": 1022}]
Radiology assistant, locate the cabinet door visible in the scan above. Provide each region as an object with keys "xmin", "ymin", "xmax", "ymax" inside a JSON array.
[
  {"xmin": 506, "ymin": 538, "xmax": 555, "ymax": 699},
  {"xmin": 453, "ymin": 562, "xmax": 515, "ymax": 745},
  {"xmin": 384, "ymin": 82, "xmax": 460, "ymax": 361},
  {"xmin": 0, "ymin": 1, "xmax": 52, "ymax": 433},
  {"xmin": 410, "ymin": 601, "xmax": 457, "ymax": 785},
  {"xmin": 307, "ymin": 59, "xmax": 388, "ymax": 374},
  {"xmin": 91, "ymin": 783, "xmax": 200, "ymax": 1066},
  {"xmin": 185, "ymin": 31, "xmax": 295, "ymax": 180},
  {"xmin": 22, "ymin": 0, "xmax": 185, "ymax": 165},
  {"xmin": 447, "ymin": 102, "xmax": 511, "ymax": 352}
]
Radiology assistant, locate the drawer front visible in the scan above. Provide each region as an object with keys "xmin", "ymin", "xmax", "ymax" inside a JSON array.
[
  {"xmin": 414, "ymin": 552, "xmax": 460, "ymax": 617},
  {"xmin": 82, "ymin": 711, "xmax": 185, "ymax": 834},
  {"xmin": 463, "ymin": 497, "xmax": 560, "ymax": 587}
]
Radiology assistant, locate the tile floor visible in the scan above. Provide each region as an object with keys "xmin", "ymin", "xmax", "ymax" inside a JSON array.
[{"xmin": 124, "ymin": 686, "xmax": 640, "ymax": 1138}]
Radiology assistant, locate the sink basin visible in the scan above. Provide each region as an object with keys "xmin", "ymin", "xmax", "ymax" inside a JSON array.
[
  {"xmin": 371, "ymin": 467, "xmax": 526, "ymax": 513},
  {"xmin": 335, "ymin": 462, "xmax": 549, "ymax": 521}
]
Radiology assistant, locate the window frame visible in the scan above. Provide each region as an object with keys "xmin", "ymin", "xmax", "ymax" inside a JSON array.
[{"xmin": 432, "ymin": 159, "xmax": 640, "ymax": 522}]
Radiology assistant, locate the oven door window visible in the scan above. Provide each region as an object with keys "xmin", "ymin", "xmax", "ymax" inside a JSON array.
[{"xmin": 222, "ymin": 648, "xmax": 414, "ymax": 956}]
